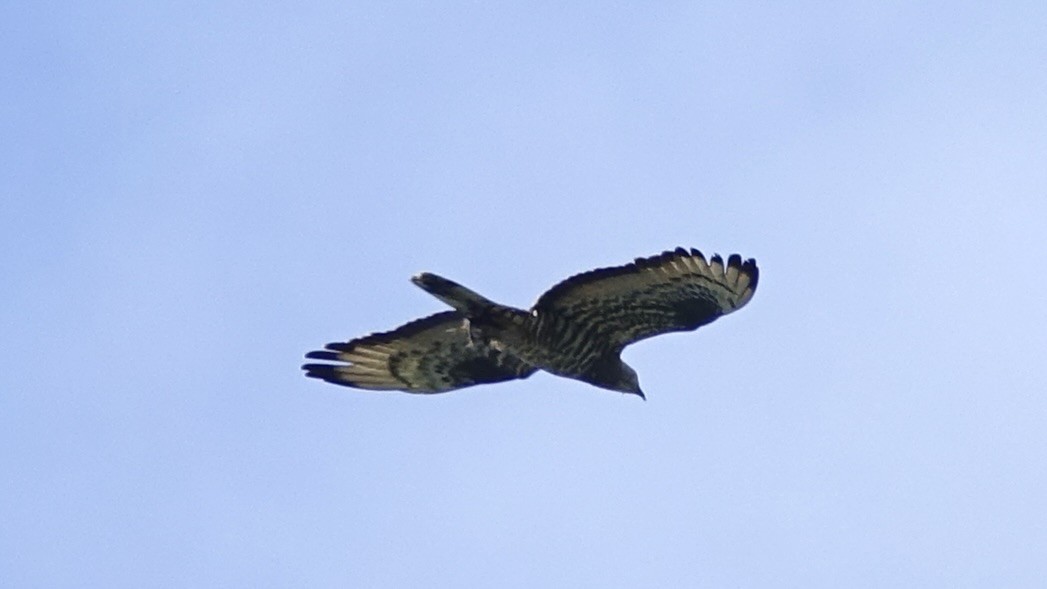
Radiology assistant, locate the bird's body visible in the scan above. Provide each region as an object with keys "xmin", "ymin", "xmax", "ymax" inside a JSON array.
[
  {"xmin": 303, "ymin": 247, "xmax": 758, "ymax": 398},
  {"xmin": 410, "ymin": 273, "xmax": 635, "ymax": 393}
]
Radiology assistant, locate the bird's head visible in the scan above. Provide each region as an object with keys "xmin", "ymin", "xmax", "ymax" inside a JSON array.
[{"xmin": 597, "ymin": 361, "xmax": 645, "ymax": 400}]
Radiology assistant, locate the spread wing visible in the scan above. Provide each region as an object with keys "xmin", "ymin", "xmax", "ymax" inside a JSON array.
[
  {"xmin": 532, "ymin": 247, "xmax": 758, "ymax": 351},
  {"xmin": 302, "ymin": 311, "xmax": 537, "ymax": 393}
]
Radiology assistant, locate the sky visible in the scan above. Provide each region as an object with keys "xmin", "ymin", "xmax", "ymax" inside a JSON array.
[{"xmin": 3, "ymin": 2, "xmax": 1046, "ymax": 587}]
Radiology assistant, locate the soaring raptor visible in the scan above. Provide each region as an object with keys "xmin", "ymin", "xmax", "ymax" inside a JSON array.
[{"xmin": 302, "ymin": 247, "xmax": 758, "ymax": 399}]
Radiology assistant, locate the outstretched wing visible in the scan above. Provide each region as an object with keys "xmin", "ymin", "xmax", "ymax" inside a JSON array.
[
  {"xmin": 532, "ymin": 247, "xmax": 758, "ymax": 351},
  {"xmin": 302, "ymin": 311, "xmax": 536, "ymax": 393}
]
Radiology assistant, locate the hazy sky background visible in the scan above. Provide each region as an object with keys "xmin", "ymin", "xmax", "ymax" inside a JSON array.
[{"xmin": 3, "ymin": 2, "xmax": 1046, "ymax": 587}]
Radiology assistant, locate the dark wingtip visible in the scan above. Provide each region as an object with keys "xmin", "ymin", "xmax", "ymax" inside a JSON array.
[
  {"xmin": 302, "ymin": 363, "xmax": 355, "ymax": 388},
  {"xmin": 302, "ymin": 363, "xmax": 334, "ymax": 378},
  {"xmin": 743, "ymin": 258, "xmax": 759, "ymax": 292},
  {"xmin": 304, "ymin": 350, "xmax": 339, "ymax": 361}
]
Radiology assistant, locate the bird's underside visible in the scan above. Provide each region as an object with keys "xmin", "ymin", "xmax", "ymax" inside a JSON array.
[{"xmin": 302, "ymin": 247, "xmax": 758, "ymax": 398}]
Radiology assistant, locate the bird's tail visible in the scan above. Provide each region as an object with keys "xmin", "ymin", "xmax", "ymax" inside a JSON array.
[{"xmin": 411, "ymin": 273, "xmax": 498, "ymax": 314}]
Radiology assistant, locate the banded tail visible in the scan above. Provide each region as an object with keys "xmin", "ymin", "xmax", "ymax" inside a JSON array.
[{"xmin": 411, "ymin": 273, "xmax": 498, "ymax": 314}]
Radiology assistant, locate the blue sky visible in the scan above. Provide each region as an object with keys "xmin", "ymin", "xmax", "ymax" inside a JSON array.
[{"xmin": 3, "ymin": 2, "xmax": 1046, "ymax": 587}]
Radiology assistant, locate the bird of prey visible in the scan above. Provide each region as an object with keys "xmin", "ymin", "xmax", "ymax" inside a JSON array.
[{"xmin": 302, "ymin": 247, "xmax": 757, "ymax": 399}]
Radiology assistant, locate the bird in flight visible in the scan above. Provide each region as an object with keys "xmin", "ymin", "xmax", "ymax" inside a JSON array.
[{"xmin": 302, "ymin": 247, "xmax": 757, "ymax": 399}]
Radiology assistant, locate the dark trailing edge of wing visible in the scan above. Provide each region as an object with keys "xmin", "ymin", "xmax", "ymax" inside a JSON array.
[{"xmin": 534, "ymin": 247, "xmax": 758, "ymax": 310}]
